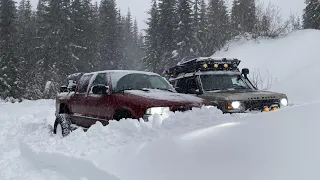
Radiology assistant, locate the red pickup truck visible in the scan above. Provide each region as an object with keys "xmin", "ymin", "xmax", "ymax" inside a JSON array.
[{"xmin": 53, "ymin": 70, "xmax": 206, "ymax": 137}]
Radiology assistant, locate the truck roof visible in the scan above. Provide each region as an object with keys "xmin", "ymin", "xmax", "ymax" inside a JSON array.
[{"xmin": 82, "ymin": 70, "xmax": 160, "ymax": 76}]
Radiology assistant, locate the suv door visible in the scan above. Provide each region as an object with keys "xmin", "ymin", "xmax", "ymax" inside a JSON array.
[{"xmin": 86, "ymin": 72, "xmax": 113, "ymax": 125}]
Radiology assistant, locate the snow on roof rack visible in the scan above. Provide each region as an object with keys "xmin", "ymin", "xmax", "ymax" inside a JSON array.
[{"xmin": 166, "ymin": 57, "xmax": 241, "ymax": 78}]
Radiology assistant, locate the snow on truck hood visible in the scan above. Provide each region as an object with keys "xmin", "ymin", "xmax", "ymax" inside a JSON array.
[{"xmin": 125, "ymin": 89, "xmax": 204, "ymax": 104}]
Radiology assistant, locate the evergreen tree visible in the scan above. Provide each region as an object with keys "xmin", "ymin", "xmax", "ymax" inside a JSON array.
[
  {"xmin": 157, "ymin": 0, "xmax": 178, "ymax": 74},
  {"xmin": 122, "ymin": 9, "xmax": 135, "ymax": 69},
  {"xmin": 206, "ymin": 0, "xmax": 230, "ymax": 54},
  {"xmin": 17, "ymin": 0, "xmax": 36, "ymax": 99},
  {"xmin": 0, "ymin": 0, "xmax": 20, "ymax": 99},
  {"xmin": 98, "ymin": 0, "xmax": 120, "ymax": 69},
  {"xmin": 303, "ymin": 0, "xmax": 320, "ymax": 29},
  {"xmin": 197, "ymin": 0, "xmax": 208, "ymax": 56},
  {"xmin": 143, "ymin": 0, "xmax": 161, "ymax": 72},
  {"xmin": 70, "ymin": 0, "xmax": 97, "ymax": 72},
  {"xmin": 231, "ymin": 0, "xmax": 257, "ymax": 35},
  {"xmin": 176, "ymin": 0, "xmax": 195, "ymax": 62}
]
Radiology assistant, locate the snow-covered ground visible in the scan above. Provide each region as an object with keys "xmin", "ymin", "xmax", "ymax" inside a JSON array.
[{"xmin": 1, "ymin": 29, "xmax": 320, "ymax": 180}]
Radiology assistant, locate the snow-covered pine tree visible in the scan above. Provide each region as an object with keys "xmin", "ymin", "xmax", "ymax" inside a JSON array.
[
  {"xmin": 231, "ymin": 0, "xmax": 257, "ymax": 35},
  {"xmin": 191, "ymin": 0, "xmax": 206, "ymax": 57},
  {"xmin": 175, "ymin": 0, "xmax": 195, "ymax": 62},
  {"xmin": 303, "ymin": 0, "xmax": 320, "ymax": 30},
  {"xmin": 157, "ymin": 0, "xmax": 178, "ymax": 74},
  {"xmin": 0, "ymin": 0, "xmax": 20, "ymax": 99},
  {"xmin": 143, "ymin": 0, "xmax": 161, "ymax": 72},
  {"xmin": 70, "ymin": 0, "xmax": 97, "ymax": 73},
  {"xmin": 16, "ymin": 0, "xmax": 37, "ymax": 99},
  {"xmin": 206, "ymin": 0, "xmax": 230, "ymax": 55},
  {"xmin": 98, "ymin": 0, "xmax": 120, "ymax": 69},
  {"xmin": 122, "ymin": 9, "xmax": 135, "ymax": 70},
  {"xmin": 132, "ymin": 18, "xmax": 144, "ymax": 70}
]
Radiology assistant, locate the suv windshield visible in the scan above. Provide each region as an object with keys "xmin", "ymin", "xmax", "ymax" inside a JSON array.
[
  {"xmin": 111, "ymin": 72, "xmax": 174, "ymax": 92},
  {"xmin": 200, "ymin": 74, "xmax": 253, "ymax": 91}
]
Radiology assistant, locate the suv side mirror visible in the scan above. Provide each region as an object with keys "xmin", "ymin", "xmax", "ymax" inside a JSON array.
[
  {"xmin": 242, "ymin": 68, "xmax": 249, "ymax": 75},
  {"xmin": 92, "ymin": 84, "xmax": 109, "ymax": 95}
]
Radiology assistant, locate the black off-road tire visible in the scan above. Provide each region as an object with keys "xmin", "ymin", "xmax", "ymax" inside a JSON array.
[{"xmin": 53, "ymin": 113, "xmax": 71, "ymax": 137}]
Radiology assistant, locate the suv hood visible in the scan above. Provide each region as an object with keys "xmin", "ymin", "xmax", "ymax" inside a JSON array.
[
  {"xmin": 125, "ymin": 89, "xmax": 204, "ymax": 105},
  {"xmin": 202, "ymin": 89, "xmax": 287, "ymax": 101}
]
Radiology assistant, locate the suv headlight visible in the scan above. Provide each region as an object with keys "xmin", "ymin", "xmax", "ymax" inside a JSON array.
[
  {"xmin": 145, "ymin": 107, "xmax": 170, "ymax": 115},
  {"xmin": 280, "ymin": 98, "xmax": 288, "ymax": 107},
  {"xmin": 231, "ymin": 101, "xmax": 241, "ymax": 109}
]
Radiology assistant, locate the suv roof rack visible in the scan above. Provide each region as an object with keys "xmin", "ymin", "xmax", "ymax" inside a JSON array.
[{"xmin": 166, "ymin": 57, "xmax": 241, "ymax": 78}]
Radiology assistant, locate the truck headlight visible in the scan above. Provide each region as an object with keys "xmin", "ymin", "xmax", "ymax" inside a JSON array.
[
  {"xmin": 145, "ymin": 107, "xmax": 170, "ymax": 115},
  {"xmin": 231, "ymin": 101, "xmax": 241, "ymax": 109},
  {"xmin": 280, "ymin": 98, "xmax": 288, "ymax": 107}
]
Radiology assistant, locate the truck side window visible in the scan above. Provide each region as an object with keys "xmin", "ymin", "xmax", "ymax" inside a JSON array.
[
  {"xmin": 92, "ymin": 73, "xmax": 108, "ymax": 87},
  {"xmin": 77, "ymin": 74, "xmax": 93, "ymax": 93},
  {"xmin": 176, "ymin": 77, "xmax": 198, "ymax": 93}
]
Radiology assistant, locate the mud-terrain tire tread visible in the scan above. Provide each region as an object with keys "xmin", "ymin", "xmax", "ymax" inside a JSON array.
[{"xmin": 53, "ymin": 114, "xmax": 71, "ymax": 137}]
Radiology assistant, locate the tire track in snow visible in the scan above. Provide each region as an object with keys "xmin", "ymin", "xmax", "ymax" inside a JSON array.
[{"xmin": 19, "ymin": 142, "xmax": 121, "ymax": 180}]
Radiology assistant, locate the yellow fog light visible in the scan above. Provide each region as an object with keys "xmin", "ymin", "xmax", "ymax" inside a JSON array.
[
  {"xmin": 224, "ymin": 64, "xmax": 228, "ymax": 68},
  {"xmin": 264, "ymin": 107, "xmax": 270, "ymax": 112},
  {"xmin": 214, "ymin": 64, "xmax": 218, "ymax": 68},
  {"xmin": 203, "ymin": 63, "xmax": 208, "ymax": 68},
  {"xmin": 272, "ymin": 107, "xmax": 279, "ymax": 111}
]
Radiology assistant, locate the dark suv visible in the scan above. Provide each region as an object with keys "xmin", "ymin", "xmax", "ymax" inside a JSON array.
[
  {"xmin": 54, "ymin": 70, "xmax": 206, "ymax": 137},
  {"xmin": 166, "ymin": 57, "xmax": 289, "ymax": 113}
]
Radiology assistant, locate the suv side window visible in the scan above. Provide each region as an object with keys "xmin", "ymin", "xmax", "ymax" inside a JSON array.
[
  {"xmin": 77, "ymin": 74, "xmax": 93, "ymax": 93},
  {"xmin": 91, "ymin": 73, "xmax": 108, "ymax": 87},
  {"xmin": 176, "ymin": 77, "xmax": 198, "ymax": 93}
]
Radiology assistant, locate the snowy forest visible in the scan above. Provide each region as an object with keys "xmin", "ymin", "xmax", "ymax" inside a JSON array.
[{"xmin": 0, "ymin": 0, "xmax": 319, "ymax": 101}]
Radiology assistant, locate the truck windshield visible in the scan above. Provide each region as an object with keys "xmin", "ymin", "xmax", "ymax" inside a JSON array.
[
  {"xmin": 200, "ymin": 74, "xmax": 253, "ymax": 91},
  {"xmin": 111, "ymin": 72, "xmax": 174, "ymax": 92}
]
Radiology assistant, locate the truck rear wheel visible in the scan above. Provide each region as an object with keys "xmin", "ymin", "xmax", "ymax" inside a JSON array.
[{"xmin": 53, "ymin": 114, "xmax": 71, "ymax": 137}]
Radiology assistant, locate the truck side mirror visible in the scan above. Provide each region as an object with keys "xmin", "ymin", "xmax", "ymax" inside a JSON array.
[
  {"xmin": 242, "ymin": 68, "xmax": 249, "ymax": 75},
  {"xmin": 92, "ymin": 84, "xmax": 109, "ymax": 95}
]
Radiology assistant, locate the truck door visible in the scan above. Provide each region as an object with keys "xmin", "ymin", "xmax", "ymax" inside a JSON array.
[
  {"xmin": 86, "ymin": 72, "xmax": 113, "ymax": 126},
  {"xmin": 71, "ymin": 73, "xmax": 93, "ymax": 125}
]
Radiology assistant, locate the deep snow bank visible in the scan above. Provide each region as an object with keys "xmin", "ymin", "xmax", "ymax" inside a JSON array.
[
  {"xmin": 214, "ymin": 29, "xmax": 320, "ymax": 103},
  {"xmin": 90, "ymin": 101, "xmax": 320, "ymax": 180}
]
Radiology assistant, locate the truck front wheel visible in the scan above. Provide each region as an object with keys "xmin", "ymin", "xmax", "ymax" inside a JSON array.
[{"xmin": 53, "ymin": 114, "xmax": 71, "ymax": 137}]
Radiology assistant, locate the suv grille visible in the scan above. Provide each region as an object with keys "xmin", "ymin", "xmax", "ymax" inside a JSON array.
[{"xmin": 244, "ymin": 99, "xmax": 280, "ymax": 110}]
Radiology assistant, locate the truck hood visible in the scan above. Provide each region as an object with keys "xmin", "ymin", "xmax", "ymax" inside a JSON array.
[
  {"xmin": 201, "ymin": 89, "xmax": 287, "ymax": 101},
  {"xmin": 125, "ymin": 89, "xmax": 204, "ymax": 105}
]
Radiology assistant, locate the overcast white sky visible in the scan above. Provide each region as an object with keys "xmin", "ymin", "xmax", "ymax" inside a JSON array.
[{"xmin": 25, "ymin": 0, "xmax": 304, "ymax": 32}]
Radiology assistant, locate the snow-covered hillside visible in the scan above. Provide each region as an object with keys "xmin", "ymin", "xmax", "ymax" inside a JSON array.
[
  {"xmin": 1, "ymin": 29, "xmax": 320, "ymax": 180},
  {"xmin": 215, "ymin": 29, "xmax": 320, "ymax": 103}
]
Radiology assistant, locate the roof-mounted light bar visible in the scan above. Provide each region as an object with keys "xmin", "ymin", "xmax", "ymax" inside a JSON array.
[{"xmin": 166, "ymin": 57, "xmax": 241, "ymax": 78}]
